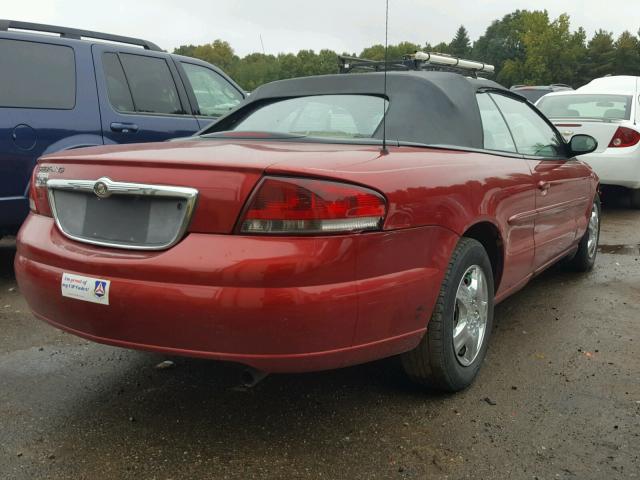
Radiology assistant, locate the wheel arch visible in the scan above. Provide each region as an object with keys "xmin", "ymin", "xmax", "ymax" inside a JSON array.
[{"xmin": 462, "ymin": 221, "xmax": 504, "ymax": 292}]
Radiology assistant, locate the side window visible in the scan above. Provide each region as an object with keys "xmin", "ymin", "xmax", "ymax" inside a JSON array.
[
  {"xmin": 490, "ymin": 93, "xmax": 565, "ymax": 158},
  {"xmin": 476, "ymin": 93, "xmax": 517, "ymax": 153},
  {"xmin": 181, "ymin": 63, "xmax": 242, "ymax": 117},
  {"xmin": 102, "ymin": 53, "xmax": 134, "ymax": 112},
  {"xmin": 0, "ymin": 39, "xmax": 75, "ymax": 109},
  {"xmin": 117, "ymin": 53, "xmax": 184, "ymax": 115}
]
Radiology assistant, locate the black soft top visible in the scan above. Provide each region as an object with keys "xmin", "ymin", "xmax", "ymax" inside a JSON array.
[{"xmin": 201, "ymin": 72, "xmax": 508, "ymax": 149}]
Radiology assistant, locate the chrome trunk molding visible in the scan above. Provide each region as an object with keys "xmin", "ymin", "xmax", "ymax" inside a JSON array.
[{"xmin": 47, "ymin": 177, "xmax": 198, "ymax": 251}]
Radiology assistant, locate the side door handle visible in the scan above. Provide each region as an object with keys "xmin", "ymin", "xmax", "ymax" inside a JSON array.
[
  {"xmin": 537, "ymin": 180, "xmax": 551, "ymax": 195},
  {"xmin": 110, "ymin": 122, "xmax": 139, "ymax": 133}
]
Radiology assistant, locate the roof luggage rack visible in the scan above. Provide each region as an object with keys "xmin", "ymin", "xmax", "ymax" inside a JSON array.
[
  {"xmin": 339, "ymin": 51, "xmax": 494, "ymax": 78},
  {"xmin": 0, "ymin": 19, "xmax": 162, "ymax": 51}
]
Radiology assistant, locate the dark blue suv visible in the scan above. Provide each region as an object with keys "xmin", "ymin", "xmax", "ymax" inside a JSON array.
[{"xmin": 0, "ymin": 20, "xmax": 245, "ymax": 236}]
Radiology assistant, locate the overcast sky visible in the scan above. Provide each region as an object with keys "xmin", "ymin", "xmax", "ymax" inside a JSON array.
[{"xmin": 4, "ymin": 0, "xmax": 638, "ymax": 56}]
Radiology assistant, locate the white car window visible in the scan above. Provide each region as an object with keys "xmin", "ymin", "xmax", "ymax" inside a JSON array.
[{"xmin": 538, "ymin": 94, "xmax": 632, "ymax": 120}]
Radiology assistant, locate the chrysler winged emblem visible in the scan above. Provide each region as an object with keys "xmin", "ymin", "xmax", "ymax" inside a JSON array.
[{"xmin": 93, "ymin": 179, "xmax": 111, "ymax": 198}]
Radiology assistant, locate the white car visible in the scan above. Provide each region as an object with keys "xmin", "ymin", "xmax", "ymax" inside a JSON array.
[{"xmin": 536, "ymin": 76, "xmax": 640, "ymax": 207}]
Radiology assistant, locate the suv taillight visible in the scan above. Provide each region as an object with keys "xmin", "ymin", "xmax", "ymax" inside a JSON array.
[
  {"xmin": 608, "ymin": 127, "xmax": 640, "ymax": 148},
  {"xmin": 239, "ymin": 177, "xmax": 386, "ymax": 234},
  {"xmin": 28, "ymin": 166, "xmax": 52, "ymax": 216}
]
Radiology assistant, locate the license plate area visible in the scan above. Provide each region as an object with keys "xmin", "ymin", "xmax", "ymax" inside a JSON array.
[{"xmin": 52, "ymin": 190, "xmax": 188, "ymax": 248}]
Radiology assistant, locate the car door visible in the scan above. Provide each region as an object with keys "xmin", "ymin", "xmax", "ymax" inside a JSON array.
[
  {"xmin": 91, "ymin": 44, "xmax": 199, "ymax": 144},
  {"xmin": 0, "ymin": 36, "xmax": 101, "ymax": 233},
  {"xmin": 475, "ymin": 92, "xmax": 536, "ymax": 293},
  {"xmin": 490, "ymin": 92, "xmax": 591, "ymax": 270},
  {"xmin": 175, "ymin": 60, "xmax": 244, "ymax": 129}
]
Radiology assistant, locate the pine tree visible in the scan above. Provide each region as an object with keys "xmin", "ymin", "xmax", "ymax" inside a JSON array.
[
  {"xmin": 613, "ymin": 31, "xmax": 640, "ymax": 75},
  {"xmin": 449, "ymin": 26, "xmax": 471, "ymax": 57},
  {"xmin": 584, "ymin": 30, "xmax": 616, "ymax": 81}
]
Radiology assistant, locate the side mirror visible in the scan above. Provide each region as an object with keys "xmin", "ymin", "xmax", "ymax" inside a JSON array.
[{"xmin": 569, "ymin": 134, "xmax": 597, "ymax": 156}]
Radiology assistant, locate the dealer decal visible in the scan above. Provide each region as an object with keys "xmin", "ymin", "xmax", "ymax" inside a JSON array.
[{"xmin": 61, "ymin": 273, "xmax": 110, "ymax": 305}]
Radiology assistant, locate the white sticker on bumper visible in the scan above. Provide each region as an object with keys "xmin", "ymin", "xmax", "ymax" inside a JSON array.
[{"xmin": 61, "ymin": 273, "xmax": 110, "ymax": 305}]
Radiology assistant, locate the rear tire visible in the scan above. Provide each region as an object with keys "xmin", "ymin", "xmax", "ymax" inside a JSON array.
[
  {"xmin": 567, "ymin": 195, "xmax": 600, "ymax": 272},
  {"xmin": 630, "ymin": 189, "xmax": 640, "ymax": 209},
  {"xmin": 401, "ymin": 238, "xmax": 494, "ymax": 392}
]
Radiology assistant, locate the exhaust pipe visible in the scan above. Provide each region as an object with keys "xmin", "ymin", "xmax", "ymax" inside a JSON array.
[{"xmin": 240, "ymin": 367, "xmax": 268, "ymax": 388}]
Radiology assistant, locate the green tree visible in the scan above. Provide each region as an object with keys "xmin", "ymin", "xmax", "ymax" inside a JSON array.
[
  {"xmin": 390, "ymin": 41, "xmax": 421, "ymax": 58},
  {"xmin": 359, "ymin": 44, "xmax": 385, "ymax": 60},
  {"xmin": 233, "ymin": 53, "xmax": 279, "ymax": 91},
  {"xmin": 174, "ymin": 40, "xmax": 239, "ymax": 74},
  {"xmin": 449, "ymin": 25, "xmax": 471, "ymax": 57},
  {"xmin": 174, "ymin": 10, "xmax": 637, "ymax": 91},
  {"xmin": 497, "ymin": 10, "xmax": 550, "ymax": 85},
  {"xmin": 472, "ymin": 11, "xmax": 528, "ymax": 78},
  {"xmin": 174, "ymin": 44, "xmax": 197, "ymax": 57},
  {"xmin": 431, "ymin": 42, "xmax": 450, "ymax": 54},
  {"xmin": 277, "ymin": 53, "xmax": 301, "ymax": 78},
  {"xmin": 613, "ymin": 31, "xmax": 640, "ymax": 75},
  {"xmin": 359, "ymin": 42, "xmax": 421, "ymax": 61},
  {"xmin": 583, "ymin": 30, "xmax": 616, "ymax": 82},
  {"xmin": 316, "ymin": 49, "xmax": 340, "ymax": 75},
  {"xmin": 497, "ymin": 11, "xmax": 585, "ymax": 87}
]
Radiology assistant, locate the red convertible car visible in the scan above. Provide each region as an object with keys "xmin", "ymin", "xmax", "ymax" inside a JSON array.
[{"xmin": 15, "ymin": 71, "xmax": 600, "ymax": 391}]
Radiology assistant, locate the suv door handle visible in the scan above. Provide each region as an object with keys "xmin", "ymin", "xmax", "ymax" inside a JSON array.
[{"xmin": 110, "ymin": 122, "xmax": 139, "ymax": 133}]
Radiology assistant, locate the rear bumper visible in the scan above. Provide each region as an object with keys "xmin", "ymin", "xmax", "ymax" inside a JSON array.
[
  {"xmin": 581, "ymin": 148, "xmax": 640, "ymax": 189},
  {"xmin": 15, "ymin": 214, "xmax": 456, "ymax": 372}
]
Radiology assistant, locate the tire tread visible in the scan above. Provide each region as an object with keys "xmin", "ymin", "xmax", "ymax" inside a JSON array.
[
  {"xmin": 567, "ymin": 195, "xmax": 600, "ymax": 272},
  {"xmin": 402, "ymin": 237, "xmax": 489, "ymax": 391}
]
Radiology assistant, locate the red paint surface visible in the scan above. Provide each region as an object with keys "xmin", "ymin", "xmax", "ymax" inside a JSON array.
[{"xmin": 16, "ymin": 140, "xmax": 598, "ymax": 372}]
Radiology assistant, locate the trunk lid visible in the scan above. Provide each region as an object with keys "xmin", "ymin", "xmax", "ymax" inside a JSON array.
[
  {"xmin": 39, "ymin": 140, "xmax": 385, "ymax": 236},
  {"xmin": 552, "ymin": 119, "xmax": 622, "ymax": 153}
]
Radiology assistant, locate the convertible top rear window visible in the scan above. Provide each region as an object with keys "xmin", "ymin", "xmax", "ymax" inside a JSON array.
[
  {"xmin": 202, "ymin": 72, "xmax": 506, "ymax": 148},
  {"xmin": 232, "ymin": 95, "xmax": 388, "ymax": 139}
]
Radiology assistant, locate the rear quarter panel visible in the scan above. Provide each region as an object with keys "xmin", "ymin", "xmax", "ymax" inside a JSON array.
[{"xmin": 267, "ymin": 146, "xmax": 537, "ymax": 298}]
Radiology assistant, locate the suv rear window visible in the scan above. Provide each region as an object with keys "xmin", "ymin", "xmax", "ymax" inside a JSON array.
[
  {"xmin": 232, "ymin": 95, "xmax": 388, "ymax": 139},
  {"xmin": 181, "ymin": 63, "xmax": 242, "ymax": 117},
  {"xmin": 0, "ymin": 39, "xmax": 75, "ymax": 109},
  {"xmin": 114, "ymin": 53, "xmax": 184, "ymax": 115}
]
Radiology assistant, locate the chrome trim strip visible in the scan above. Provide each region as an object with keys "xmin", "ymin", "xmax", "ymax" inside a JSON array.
[
  {"xmin": 508, "ymin": 196, "xmax": 588, "ymax": 225},
  {"xmin": 47, "ymin": 177, "xmax": 199, "ymax": 251}
]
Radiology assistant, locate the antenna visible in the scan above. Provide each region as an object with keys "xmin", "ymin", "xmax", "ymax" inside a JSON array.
[
  {"xmin": 381, "ymin": 0, "xmax": 389, "ymax": 155},
  {"xmin": 259, "ymin": 34, "xmax": 265, "ymax": 55}
]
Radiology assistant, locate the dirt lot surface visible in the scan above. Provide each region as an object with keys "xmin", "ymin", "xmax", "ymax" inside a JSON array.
[{"xmin": 1, "ymin": 201, "xmax": 639, "ymax": 480}]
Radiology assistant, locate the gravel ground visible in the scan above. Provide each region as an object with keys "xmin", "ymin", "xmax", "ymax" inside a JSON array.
[{"xmin": 0, "ymin": 200, "xmax": 638, "ymax": 480}]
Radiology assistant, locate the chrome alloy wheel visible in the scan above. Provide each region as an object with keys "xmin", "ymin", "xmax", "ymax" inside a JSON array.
[
  {"xmin": 587, "ymin": 203, "xmax": 599, "ymax": 259},
  {"xmin": 453, "ymin": 265, "xmax": 489, "ymax": 367}
]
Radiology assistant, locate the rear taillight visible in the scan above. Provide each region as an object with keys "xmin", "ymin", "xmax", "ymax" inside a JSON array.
[
  {"xmin": 240, "ymin": 177, "xmax": 386, "ymax": 234},
  {"xmin": 28, "ymin": 166, "xmax": 52, "ymax": 216},
  {"xmin": 608, "ymin": 127, "xmax": 640, "ymax": 148}
]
